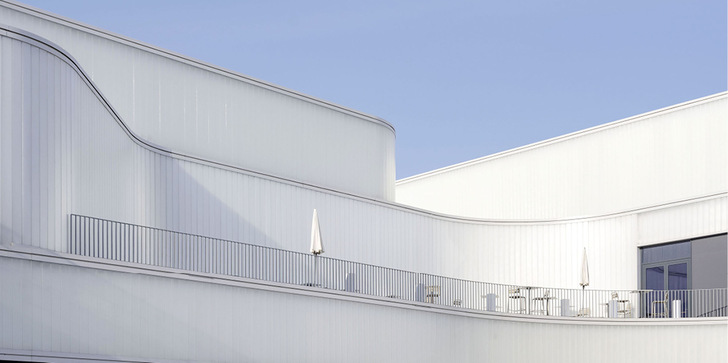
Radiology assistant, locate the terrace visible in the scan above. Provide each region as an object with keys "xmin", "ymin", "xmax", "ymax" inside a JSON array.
[{"xmin": 69, "ymin": 214, "xmax": 727, "ymax": 320}]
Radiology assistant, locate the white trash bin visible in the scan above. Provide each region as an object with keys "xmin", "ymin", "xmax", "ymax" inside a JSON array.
[
  {"xmin": 671, "ymin": 300, "xmax": 682, "ymax": 318},
  {"xmin": 486, "ymin": 293, "xmax": 497, "ymax": 312},
  {"xmin": 560, "ymin": 299, "xmax": 571, "ymax": 317},
  {"xmin": 608, "ymin": 300, "xmax": 619, "ymax": 318}
]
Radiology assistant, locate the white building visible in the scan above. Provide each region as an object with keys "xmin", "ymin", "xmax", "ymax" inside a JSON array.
[{"xmin": 0, "ymin": 1, "xmax": 725, "ymax": 362}]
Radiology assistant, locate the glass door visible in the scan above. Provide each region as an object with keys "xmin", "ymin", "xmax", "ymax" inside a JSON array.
[
  {"xmin": 668, "ymin": 262, "xmax": 689, "ymax": 317},
  {"xmin": 642, "ymin": 261, "xmax": 690, "ymax": 317},
  {"xmin": 644, "ymin": 265, "xmax": 665, "ymax": 317},
  {"xmin": 641, "ymin": 241, "xmax": 691, "ymax": 317}
]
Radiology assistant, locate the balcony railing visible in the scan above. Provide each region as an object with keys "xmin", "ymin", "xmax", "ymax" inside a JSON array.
[{"xmin": 68, "ymin": 214, "xmax": 727, "ymax": 319}]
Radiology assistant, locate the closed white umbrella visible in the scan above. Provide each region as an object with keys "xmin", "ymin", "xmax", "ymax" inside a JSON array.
[
  {"xmin": 310, "ymin": 209, "xmax": 324, "ymax": 255},
  {"xmin": 579, "ymin": 247, "xmax": 590, "ymax": 316},
  {"xmin": 309, "ymin": 209, "xmax": 323, "ymax": 287},
  {"xmin": 580, "ymin": 247, "xmax": 589, "ymax": 290}
]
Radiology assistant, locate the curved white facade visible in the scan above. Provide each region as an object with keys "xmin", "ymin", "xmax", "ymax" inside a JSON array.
[
  {"xmin": 0, "ymin": 18, "xmax": 724, "ymax": 292},
  {"xmin": 0, "ymin": 2, "xmax": 726, "ymax": 362},
  {"xmin": 0, "ymin": 1, "xmax": 396, "ymax": 201}
]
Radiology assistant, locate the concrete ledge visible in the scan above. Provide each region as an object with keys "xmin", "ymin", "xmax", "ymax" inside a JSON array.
[{"xmin": 2, "ymin": 245, "xmax": 724, "ymax": 327}]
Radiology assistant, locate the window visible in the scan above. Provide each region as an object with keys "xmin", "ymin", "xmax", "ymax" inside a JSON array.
[
  {"xmin": 640, "ymin": 234, "xmax": 727, "ymax": 317},
  {"xmin": 641, "ymin": 241, "xmax": 691, "ymax": 291}
]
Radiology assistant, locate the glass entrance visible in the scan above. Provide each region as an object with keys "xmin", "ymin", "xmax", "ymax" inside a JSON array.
[
  {"xmin": 643, "ymin": 261, "xmax": 690, "ymax": 317},
  {"xmin": 641, "ymin": 241, "xmax": 691, "ymax": 317}
]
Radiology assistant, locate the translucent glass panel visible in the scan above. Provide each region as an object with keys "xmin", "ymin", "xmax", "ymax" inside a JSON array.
[{"xmin": 641, "ymin": 241, "xmax": 691, "ymax": 264}]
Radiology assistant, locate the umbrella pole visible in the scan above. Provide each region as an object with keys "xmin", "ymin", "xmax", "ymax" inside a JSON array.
[{"xmin": 314, "ymin": 255, "xmax": 320, "ymax": 287}]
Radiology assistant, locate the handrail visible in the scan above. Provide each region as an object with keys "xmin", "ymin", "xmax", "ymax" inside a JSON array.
[
  {"xmin": 68, "ymin": 214, "xmax": 727, "ymax": 319},
  {"xmin": 697, "ymin": 305, "xmax": 728, "ymax": 318}
]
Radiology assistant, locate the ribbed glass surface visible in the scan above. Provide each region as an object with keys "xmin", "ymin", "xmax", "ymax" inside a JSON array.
[{"xmin": 642, "ymin": 241, "xmax": 691, "ymax": 264}]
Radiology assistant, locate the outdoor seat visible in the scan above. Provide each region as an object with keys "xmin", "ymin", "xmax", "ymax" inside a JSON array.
[
  {"xmin": 425, "ymin": 285, "xmax": 440, "ymax": 303},
  {"xmin": 508, "ymin": 288, "xmax": 526, "ymax": 314},
  {"xmin": 611, "ymin": 292, "xmax": 632, "ymax": 318},
  {"xmin": 651, "ymin": 292, "xmax": 669, "ymax": 318},
  {"xmin": 531, "ymin": 289, "xmax": 551, "ymax": 315},
  {"xmin": 619, "ymin": 301, "xmax": 632, "ymax": 318}
]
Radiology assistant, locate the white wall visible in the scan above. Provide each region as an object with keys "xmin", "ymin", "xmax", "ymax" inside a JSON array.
[
  {"xmin": 1, "ymin": 251, "xmax": 725, "ymax": 363},
  {"xmin": 396, "ymin": 93, "xmax": 727, "ymax": 220},
  {"xmin": 1, "ymin": 8, "xmax": 726, "ymax": 363},
  {"xmin": 0, "ymin": 1, "xmax": 396, "ymax": 200},
  {"xmin": 1, "ymin": 27, "xmax": 725, "ymax": 294}
]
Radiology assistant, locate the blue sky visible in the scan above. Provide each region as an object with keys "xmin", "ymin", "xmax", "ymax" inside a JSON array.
[{"xmin": 20, "ymin": 0, "xmax": 727, "ymax": 179}]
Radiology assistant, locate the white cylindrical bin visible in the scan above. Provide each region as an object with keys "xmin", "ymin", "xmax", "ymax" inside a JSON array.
[
  {"xmin": 415, "ymin": 283, "xmax": 425, "ymax": 302},
  {"xmin": 631, "ymin": 291, "xmax": 641, "ymax": 318},
  {"xmin": 608, "ymin": 300, "xmax": 619, "ymax": 318},
  {"xmin": 672, "ymin": 300, "xmax": 682, "ymax": 318},
  {"xmin": 486, "ymin": 293, "xmax": 497, "ymax": 312},
  {"xmin": 560, "ymin": 299, "xmax": 571, "ymax": 317}
]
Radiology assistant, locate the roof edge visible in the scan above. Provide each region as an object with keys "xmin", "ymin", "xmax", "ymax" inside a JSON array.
[
  {"xmin": 397, "ymin": 91, "xmax": 727, "ymax": 185},
  {"xmin": 0, "ymin": 0, "xmax": 396, "ymax": 134}
]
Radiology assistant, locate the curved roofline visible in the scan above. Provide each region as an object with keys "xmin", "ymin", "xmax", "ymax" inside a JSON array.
[
  {"xmin": 397, "ymin": 91, "xmax": 728, "ymax": 185},
  {"xmin": 4, "ymin": 24, "xmax": 724, "ymax": 229},
  {"xmin": 0, "ymin": 0, "xmax": 396, "ymax": 134}
]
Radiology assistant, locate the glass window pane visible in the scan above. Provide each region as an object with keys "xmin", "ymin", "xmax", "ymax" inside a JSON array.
[
  {"xmin": 666, "ymin": 242, "xmax": 691, "ymax": 261},
  {"xmin": 668, "ymin": 263, "xmax": 688, "ymax": 290},
  {"xmin": 646, "ymin": 266, "xmax": 664, "ymax": 290},
  {"xmin": 642, "ymin": 248, "xmax": 652, "ymax": 263},
  {"xmin": 642, "ymin": 241, "xmax": 691, "ymax": 264}
]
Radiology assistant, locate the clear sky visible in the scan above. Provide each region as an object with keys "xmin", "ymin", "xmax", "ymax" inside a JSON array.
[{"xmin": 18, "ymin": 0, "xmax": 728, "ymax": 179}]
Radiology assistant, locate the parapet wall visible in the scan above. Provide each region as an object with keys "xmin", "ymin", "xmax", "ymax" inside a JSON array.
[{"xmin": 1, "ymin": 250, "xmax": 725, "ymax": 363}]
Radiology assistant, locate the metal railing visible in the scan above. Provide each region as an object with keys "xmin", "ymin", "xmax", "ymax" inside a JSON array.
[{"xmin": 68, "ymin": 214, "xmax": 727, "ymax": 319}]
